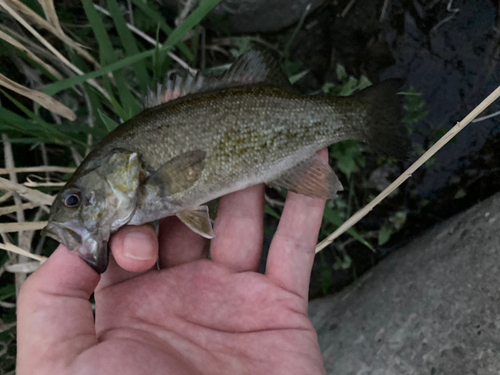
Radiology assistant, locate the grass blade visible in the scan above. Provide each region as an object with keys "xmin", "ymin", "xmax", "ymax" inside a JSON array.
[
  {"xmin": 0, "ymin": 73, "xmax": 75, "ymax": 120},
  {"xmin": 265, "ymin": 204, "xmax": 281, "ymax": 220},
  {"xmin": 107, "ymin": 0, "xmax": 150, "ymax": 92},
  {"xmin": 44, "ymin": 49, "xmax": 152, "ymax": 96},
  {"xmin": 0, "ymin": 29, "xmax": 63, "ymax": 80},
  {"xmin": 83, "ymin": 1, "xmax": 140, "ymax": 117},
  {"xmin": 44, "ymin": 0, "xmax": 222, "ymax": 96},
  {"xmin": 0, "ymin": 242, "xmax": 47, "ymax": 263},
  {"xmin": 98, "ymin": 109, "xmax": 119, "ymax": 132},
  {"xmin": 0, "ymin": 177, "xmax": 54, "ymax": 206},
  {"xmin": 131, "ymin": 0, "xmax": 195, "ymax": 62},
  {"xmin": 166, "ymin": 0, "xmax": 220, "ymax": 49},
  {"xmin": 0, "ymin": 90, "xmax": 84, "ymax": 146},
  {"xmin": 82, "ymin": 0, "xmax": 141, "ymax": 119},
  {"xmin": 0, "ymin": 222, "xmax": 48, "ymax": 233},
  {"xmin": 0, "ymin": 0, "xmax": 107, "ymax": 98}
]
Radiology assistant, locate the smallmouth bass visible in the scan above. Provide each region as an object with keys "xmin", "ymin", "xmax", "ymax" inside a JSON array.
[{"xmin": 43, "ymin": 51, "xmax": 410, "ymax": 273}]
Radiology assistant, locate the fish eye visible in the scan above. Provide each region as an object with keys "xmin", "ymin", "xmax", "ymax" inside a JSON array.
[{"xmin": 62, "ymin": 191, "xmax": 81, "ymax": 208}]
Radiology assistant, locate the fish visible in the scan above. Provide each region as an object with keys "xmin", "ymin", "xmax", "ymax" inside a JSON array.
[{"xmin": 43, "ymin": 50, "xmax": 411, "ymax": 274}]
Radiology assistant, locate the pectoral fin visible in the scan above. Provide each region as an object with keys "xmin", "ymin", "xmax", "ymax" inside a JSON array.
[
  {"xmin": 147, "ymin": 150, "xmax": 206, "ymax": 196},
  {"xmin": 176, "ymin": 206, "xmax": 215, "ymax": 239},
  {"xmin": 269, "ymin": 155, "xmax": 343, "ymax": 200}
]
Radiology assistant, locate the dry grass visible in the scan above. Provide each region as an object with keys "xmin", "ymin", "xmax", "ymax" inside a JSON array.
[
  {"xmin": 0, "ymin": 0, "xmax": 109, "ymax": 99},
  {"xmin": 0, "ymin": 166, "xmax": 76, "ymax": 174},
  {"xmin": 0, "ymin": 222, "xmax": 48, "ymax": 233},
  {"xmin": 0, "ymin": 178, "xmax": 54, "ymax": 206},
  {"xmin": 0, "ymin": 73, "xmax": 76, "ymax": 120},
  {"xmin": 0, "ymin": 243, "xmax": 46, "ymax": 263}
]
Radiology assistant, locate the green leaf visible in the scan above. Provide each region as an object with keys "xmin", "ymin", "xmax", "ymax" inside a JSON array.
[
  {"xmin": 333, "ymin": 255, "xmax": 352, "ymax": 270},
  {"xmin": 288, "ymin": 70, "xmax": 308, "ymax": 84},
  {"xmin": 330, "ymin": 140, "xmax": 364, "ymax": 179},
  {"xmin": 102, "ymin": 77, "xmax": 128, "ymax": 120},
  {"xmin": 0, "ymin": 90, "xmax": 85, "ymax": 146},
  {"xmin": 44, "ymin": 49, "xmax": 150, "ymax": 96},
  {"xmin": 153, "ymin": 23, "xmax": 169, "ymax": 79},
  {"xmin": 0, "ymin": 284, "xmax": 15, "ymax": 301},
  {"xmin": 378, "ymin": 223, "xmax": 393, "ymax": 246},
  {"xmin": 264, "ymin": 225, "xmax": 275, "ymax": 237},
  {"xmin": 3, "ymin": 137, "xmax": 40, "ymax": 144},
  {"xmin": 83, "ymin": 82, "xmax": 108, "ymax": 135},
  {"xmin": 454, "ymin": 188, "xmax": 467, "ymax": 199},
  {"xmin": 338, "ymin": 76, "xmax": 359, "ymax": 96},
  {"xmin": 82, "ymin": 1, "xmax": 115, "ymax": 65},
  {"xmin": 323, "ymin": 206, "xmax": 375, "ymax": 251},
  {"xmin": 44, "ymin": 0, "xmax": 222, "ymax": 96},
  {"xmin": 337, "ymin": 156, "xmax": 356, "ymax": 179},
  {"xmin": 282, "ymin": 60, "xmax": 302, "ymax": 77},
  {"xmin": 357, "ymin": 76, "xmax": 372, "ymax": 90},
  {"xmin": 319, "ymin": 264, "xmax": 332, "ymax": 295},
  {"xmin": 0, "ymin": 251, "xmax": 10, "ymax": 269},
  {"xmin": 265, "ymin": 204, "xmax": 281, "ymax": 220},
  {"xmin": 336, "ymin": 64, "xmax": 347, "ymax": 81},
  {"xmin": 402, "ymin": 86, "xmax": 428, "ymax": 127},
  {"xmin": 166, "ymin": 0, "xmax": 221, "ymax": 51},
  {"xmin": 98, "ymin": 109, "xmax": 120, "ymax": 132}
]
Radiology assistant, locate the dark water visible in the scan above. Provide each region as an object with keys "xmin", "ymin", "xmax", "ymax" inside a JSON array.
[
  {"xmin": 276, "ymin": 0, "xmax": 500, "ymax": 296},
  {"xmin": 382, "ymin": 0, "xmax": 500, "ymax": 195}
]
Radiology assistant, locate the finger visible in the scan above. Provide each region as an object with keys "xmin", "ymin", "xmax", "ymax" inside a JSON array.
[
  {"xmin": 265, "ymin": 149, "xmax": 328, "ymax": 301},
  {"xmin": 210, "ymin": 184, "xmax": 265, "ymax": 272},
  {"xmin": 109, "ymin": 223, "xmax": 158, "ymax": 271},
  {"xmin": 17, "ymin": 245, "xmax": 99, "ymax": 374},
  {"xmin": 98, "ymin": 224, "xmax": 158, "ymax": 289},
  {"xmin": 158, "ymin": 216, "xmax": 208, "ymax": 268}
]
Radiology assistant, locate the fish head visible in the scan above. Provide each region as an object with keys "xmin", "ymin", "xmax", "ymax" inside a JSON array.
[{"xmin": 43, "ymin": 151, "xmax": 142, "ymax": 273}]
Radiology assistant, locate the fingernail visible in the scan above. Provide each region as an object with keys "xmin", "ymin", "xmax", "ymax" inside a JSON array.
[{"xmin": 123, "ymin": 232, "xmax": 157, "ymax": 260}]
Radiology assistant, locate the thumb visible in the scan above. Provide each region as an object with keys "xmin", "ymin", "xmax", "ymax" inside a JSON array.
[{"xmin": 17, "ymin": 245, "xmax": 100, "ymax": 374}]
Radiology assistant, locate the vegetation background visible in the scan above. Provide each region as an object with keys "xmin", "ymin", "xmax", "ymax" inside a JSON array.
[{"xmin": 1, "ymin": 0, "xmax": 499, "ymax": 372}]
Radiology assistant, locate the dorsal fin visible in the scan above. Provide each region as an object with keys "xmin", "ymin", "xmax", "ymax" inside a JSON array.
[{"xmin": 144, "ymin": 50, "xmax": 295, "ymax": 109}]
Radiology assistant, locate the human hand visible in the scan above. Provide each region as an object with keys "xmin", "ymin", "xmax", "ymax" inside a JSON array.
[{"xmin": 17, "ymin": 151, "xmax": 329, "ymax": 375}]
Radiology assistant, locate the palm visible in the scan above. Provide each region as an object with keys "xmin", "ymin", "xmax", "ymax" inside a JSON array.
[
  {"xmin": 92, "ymin": 260, "xmax": 323, "ymax": 374},
  {"xmin": 18, "ymin": 177, "xmax": 328, "ymax": 375}
]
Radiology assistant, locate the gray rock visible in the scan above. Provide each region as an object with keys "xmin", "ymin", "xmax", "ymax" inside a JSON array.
[
  {"xmin": 213, "ymin": 0, "xmax": 323, "ymax": 33},
  {"xmin": 161, "ymin": 0, "xmax": 324, "ymax": 33},
  {"xmin": 309, "ymin": 192, "xmax": 500, "ymax": 375}
]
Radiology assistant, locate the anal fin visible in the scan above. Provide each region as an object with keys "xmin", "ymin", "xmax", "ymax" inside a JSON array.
[
  {"xmin": 176, "ymin": 205, "xmax": 215, "ymax": 239},
  {"xmin": 268, "ymin": 155, "xmax": 343, "ymax": 200}
]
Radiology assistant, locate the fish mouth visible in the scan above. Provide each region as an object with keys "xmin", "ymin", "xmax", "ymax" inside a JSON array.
[
  {"xmin": 42, "ymin": 222, "xmax": 82, "ymax": 250},
  {"xmin": 42, "ymin": 222, "xmax": 109, "ymax": 274}
]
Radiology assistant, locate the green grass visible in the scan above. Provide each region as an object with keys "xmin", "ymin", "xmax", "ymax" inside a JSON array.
[{"xmin": 1, "ymin": 0, "xmax": 222, "ymax": 154}]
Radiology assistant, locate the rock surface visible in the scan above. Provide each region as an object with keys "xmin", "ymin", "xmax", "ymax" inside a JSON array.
[
  {"xmin": 309, "ymin": 192, "xmax": 500, "ymax": 375},
  {"xmin": 212, "ymin": 0, "xmax": 323, "ymax": 33}
]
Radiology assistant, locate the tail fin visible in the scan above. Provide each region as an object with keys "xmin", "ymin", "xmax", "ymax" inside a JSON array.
[{"xmin": 352, "ymin": 79, "xmax": 411, "ymax": 160}]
